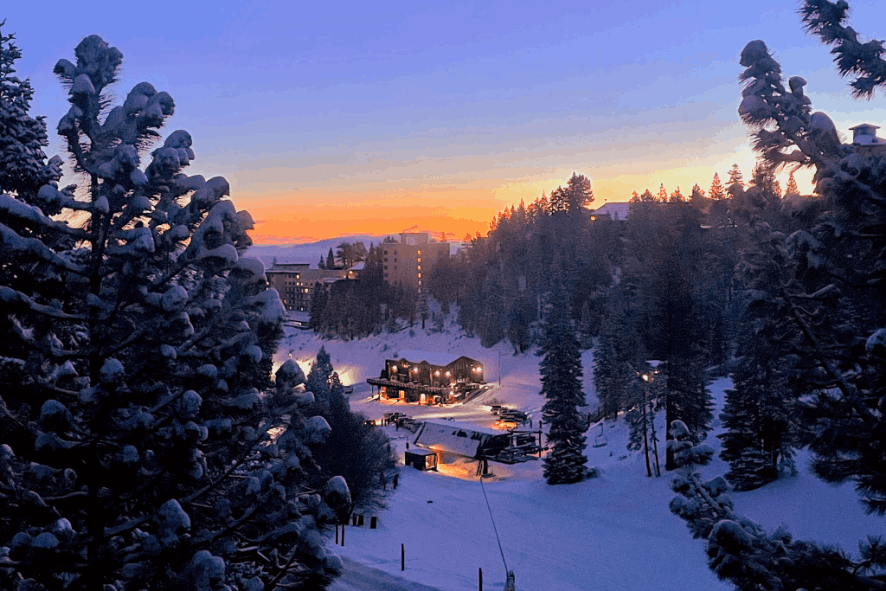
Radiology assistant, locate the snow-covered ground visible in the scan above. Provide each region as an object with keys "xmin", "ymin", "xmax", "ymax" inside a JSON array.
[{"xmin": 278, "ymin": 323, "xmax": 882, "ymax": 591}]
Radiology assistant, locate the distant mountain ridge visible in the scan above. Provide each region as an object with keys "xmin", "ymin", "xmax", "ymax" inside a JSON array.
[
  {"xmin": 246, "ymin": 235, "xmax": 389, "ymax": 268},
  {"xmin": 247, "ymin": 235, "xmax": 463, "ymax": 269}
]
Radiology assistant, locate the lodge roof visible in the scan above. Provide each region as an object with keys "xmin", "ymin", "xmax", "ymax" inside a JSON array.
[{"xmin": 393, "ymin": 350, "xmax": 480, "ymax": 367}]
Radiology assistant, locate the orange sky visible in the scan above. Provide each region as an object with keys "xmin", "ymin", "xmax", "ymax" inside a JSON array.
[
  {"xmin": 13, "ymin": 0, "xmax": 881, "ymax": 246},
  {"xmin": 236, "ymin": 156, "xmax": 815, "ymax": 244}
]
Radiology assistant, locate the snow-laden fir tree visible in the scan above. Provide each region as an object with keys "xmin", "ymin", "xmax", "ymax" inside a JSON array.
[
  {"xmin": 0, "ymin": 34, "xmax": 350, "ymax": 591},
  {"xmin": 670, "ymin": 420, "xmax": 885, "ymax": 591},
  {"xmin": 737, "ymin": 0, "xmax": 886, "ymax": 514},
  {"xmin": 719, "ymin": 328, "xmax": 796, "ymax": 491},
  {"xmin": 671, "ymin": 1, "xmax": 886, "ymax": 588},
  {"xmin": 540, "ymin": 283, "xmax": 589, "ymax": 484},
  {"xmin": 305, "ymin": 350, "xmax": 398, "ymax": 519},
  {"xmin": 0, "ymin": 21, "xmax": 57, "ymax": 203}
]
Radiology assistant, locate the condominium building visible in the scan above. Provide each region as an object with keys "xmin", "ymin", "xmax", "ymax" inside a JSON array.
[
  {"xmin": 265, "ymin": 263, "xmax": 348, "ymax": 313},
  {"xmin": 382, "ymin": 233, "xmax": 449, "ymax": 292}
]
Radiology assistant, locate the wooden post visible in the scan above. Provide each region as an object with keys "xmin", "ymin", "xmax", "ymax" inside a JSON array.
[
  {"xmin": 341, "ymin": 522, "xmax": 345, "ymax": 547},
  {"xmin": 479, "ymin": 567, "xmax": 483, "ymax": 591},
  {"xmin": 335, "ymin": 523, "xmax": 339, "ymax": 545},
  {"xmin": 358, "ymin": 514, "xmax": 364, "ymax": 527},
  {"xmin": 538, "ymin": 422, "xmax": 543, "ymax": 458},
  {"xmin": 370, "ymin": 516, "xmax": 377, "ymax": 529},
  {"xmin": 401, "ymin": 543, "xmax": 405, "ymax": 571}
]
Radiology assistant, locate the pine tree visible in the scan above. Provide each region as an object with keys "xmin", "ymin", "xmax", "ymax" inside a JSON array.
[
  {"xmin": 0, "ymin": 22, "xmax": 59, "ymax": 203},
  {"xmin": 737, "ymin": 7, "xmax": 886, "ymax": 513},
  {"xmin": 669, "ymin": 186, "xmax": 685, "ymax": 203},
  {"xmin": 709, "ymin": 172, "xmax": 725, "ymax": 200},
  {"xmin": 749, "ymin": 161, "xmax": 782, "ymax": 197},
  {"xmin": 326, "ymin": 247, "xmax": 335, "ymax": 270},
  {"xmin": 416, "ymin": 289, "xmax": 430, "ymax": 330},
  {"xmin": 540, "ymin": 284, "xmax": 589, "ymax": 484},
  {"xmin": 318, "ymin": 254, "xmax": 326, "ymax": 269},
  {"xmin": 784, "ymin": 170, "xmax": 799, "ymax": 196},
  {"xmin": 565, "ymin": 172, "xmax": 594, "ymax": 213},
  {"xmin": 0, "ymin": 35, "xmax": 349, "ymax": 591},
  {"xmin": 727, "ymin": 164, "xmax": 744, "ymax": 190},
  {"xmin": 625, "ymin": 368, "xmax": 662, "ymax": 477},
  {"xmin": 658, "ymin": 183, "xmax": 668, "ymax": 202},
  {"xmin": 308, "ymin": 353, "xmax": 398, "ymax": 518},
  {"xmin": 719, "ymin": 329, "xmax": 796, "ymax": 491},
  {"xmin": 670, "ymin": 421, "xmax": 885, "ymax": 591},
  {"xmin": 549, "ymin": 185, "xmax": 568, "ymax": 213},
  {"xmin": 689, "ymin": 184, "xmax": 708, "ymax": 209}
]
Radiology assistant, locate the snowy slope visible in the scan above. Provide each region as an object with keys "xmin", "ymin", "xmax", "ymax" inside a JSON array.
[{"xmin": 278, "ymin": 325, "xmax": 882, "ymax": 591}]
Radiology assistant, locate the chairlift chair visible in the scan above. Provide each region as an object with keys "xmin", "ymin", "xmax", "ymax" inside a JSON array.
[{"xmin": 592, "ymin": 423, "xmax": 607, "ymax": 448}]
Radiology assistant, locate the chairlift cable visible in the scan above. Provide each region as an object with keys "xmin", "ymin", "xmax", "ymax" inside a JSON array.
[{"xmin": 479, "ymin": 469, "xmax": 509, "ymax": 576}]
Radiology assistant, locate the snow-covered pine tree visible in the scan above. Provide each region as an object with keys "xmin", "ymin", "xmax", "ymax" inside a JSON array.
[
  {"xmin": 670, "ymin": 2, "xmax": 886, "ymax": 588},
  {"xmin": 540, "ymin": 283, "xmax": 589, "ymax": 484},
  {"xmin": 0, "ymin": 22, "xmax": 67, "ymax": 291},
  {"xmin": 0, "ymin": 35, "xmax": 349, "ymax": 591},
  {"xmin": 719, "ymin": 329, "xmax": 796, "ymax": 491},
  {"xmin": 592, "ymin": 295, "xmax": 637, "ymax": 421},
  {"xmin": 0, "ymin": 22, "xmax": 57, "ymax": 203},
  {"xmin": 670, "ymin": 421, "xmax": 886, "ymax": 591},
  {"xmin": 306, "ymin": 353, "xmax": 398, "ymax": 519},
  {"xmin": 415, "ymin": 289, "xmax": 430, "ymax": 330},
  {"xmin": 738, "ymin": 0, "xmax": 886, "ymax": 515}
]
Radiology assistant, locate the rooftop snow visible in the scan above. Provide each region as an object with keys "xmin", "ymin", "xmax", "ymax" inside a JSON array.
[{"xmin": 395, "ymin": 350, "xmax": 474, "ymax": 367}]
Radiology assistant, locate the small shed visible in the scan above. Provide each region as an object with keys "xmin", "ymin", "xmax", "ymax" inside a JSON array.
[{"xmin": 405, "ymin": 448, "xmax": 438, "ymax": 471}]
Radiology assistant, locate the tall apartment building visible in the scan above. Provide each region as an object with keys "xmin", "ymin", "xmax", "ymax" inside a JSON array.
[
  {"xmin": 265, "ymin": 263, "xmax": 349, "ymax": 313},
  {"xmin": 382, "ymin": 232, "xmax": 449, "ymax": 292}
]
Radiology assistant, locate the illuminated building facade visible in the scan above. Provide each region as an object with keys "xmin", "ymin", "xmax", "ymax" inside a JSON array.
[{"xmin": 382, "ymin": 232, "xmax": 449, "ymax": 292}]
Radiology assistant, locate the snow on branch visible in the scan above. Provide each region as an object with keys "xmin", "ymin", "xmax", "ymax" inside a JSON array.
[
  {"xmin": 0, "ymin": 194, "xmax": 88, "ymax": 239},
  {"xmin": 0, "ymin": 223, "xmax": 85, "ymax": 275}
]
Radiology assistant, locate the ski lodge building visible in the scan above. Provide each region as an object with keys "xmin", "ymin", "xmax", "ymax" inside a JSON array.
[{"xmin": 366, "ymin": 350, "xmax": 485, "ymax": 405}]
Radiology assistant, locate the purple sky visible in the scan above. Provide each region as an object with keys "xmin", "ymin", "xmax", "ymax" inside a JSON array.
[{"xmin": 4, "ymin": 0, "xmax": 885, "ymax": 242}]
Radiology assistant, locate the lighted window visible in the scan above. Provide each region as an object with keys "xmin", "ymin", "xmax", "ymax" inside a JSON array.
[
  {"xmin": 417, "ymin": 265, "xmax": 421, "ymax": 271},
  {"xmin": 417, "ymin": 250, "xmax": 422, "ymax": 256},
  {"xmin": 417, "ymin": 273, "xmax": 421, "ymax": 278}
]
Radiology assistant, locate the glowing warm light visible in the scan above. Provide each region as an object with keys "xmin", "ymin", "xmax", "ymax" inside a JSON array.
[
  {"xmin": 267, "ymin": 426, "xmax": 286, "ymax": 442},
  {"xmin": 641, "ymin": 374, "xmax": 649, "ymax": 382}
]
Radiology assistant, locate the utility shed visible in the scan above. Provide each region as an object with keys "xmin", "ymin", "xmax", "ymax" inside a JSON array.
[
  {"xmin": 413, "ymin": 420, "xmax": 509, "ymax": 460},
  {"xmin": 404, "ymin": 448, "xmax": 438, "ymax": 471}
]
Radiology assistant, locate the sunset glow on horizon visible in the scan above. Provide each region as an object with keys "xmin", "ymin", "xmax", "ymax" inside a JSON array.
[{"xmin": 5, "ymin": 0, "xmax": 884, "ymax": 244}]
